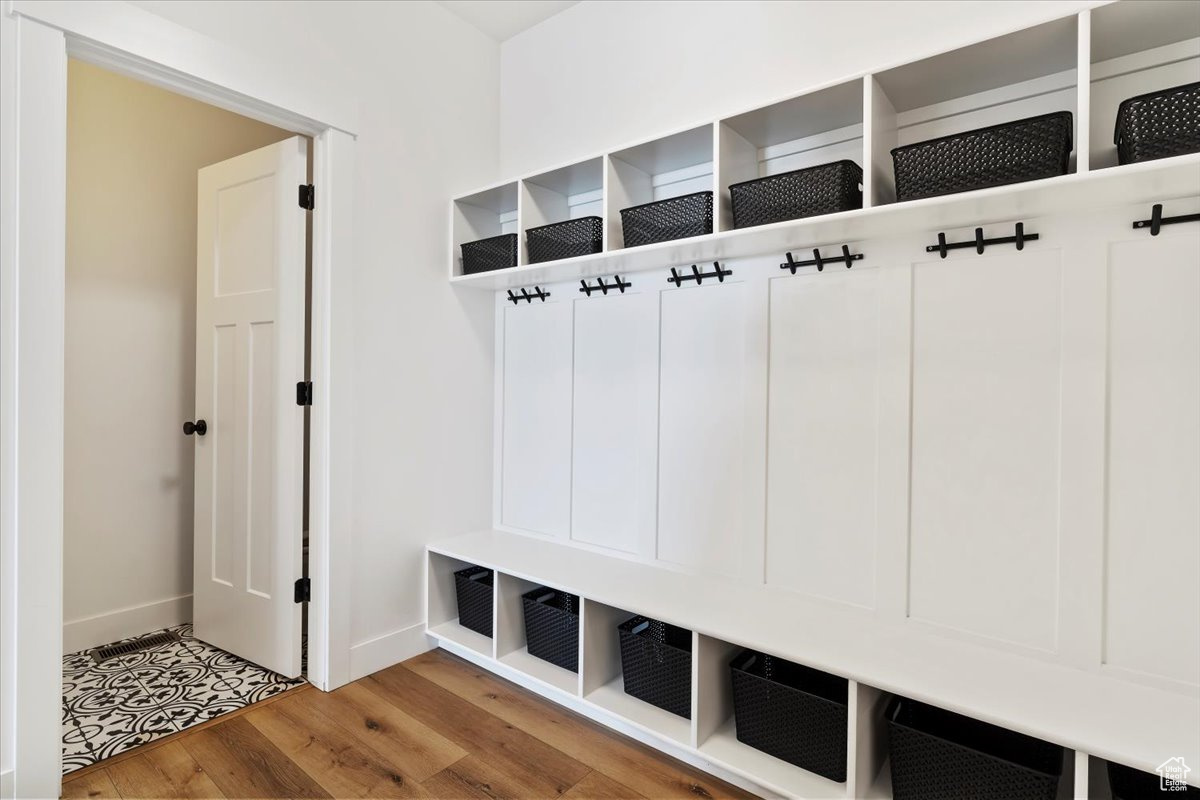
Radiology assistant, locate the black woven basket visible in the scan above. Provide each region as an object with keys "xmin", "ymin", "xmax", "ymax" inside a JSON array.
[
  {"xmin": 1108, "ymin": 761, "xmax": 1199, "ymax": 799},
  {"xmin": 619, "ymin": 191, "xmax": 713, "ymax": 248},
  {"xmin": 1116, "ymin": 81, "xmax": 1200, "ymax": 165},
  {"xmin": 887, "ymin": 697, "xmax": 1063, "ymax": 800},
  {"xmin": 892, "ymin": 111, "xmax": 1073, "ymax": 202},
  {"xmin": 617, "ymin": 616, "xmax": 692, "ymax": 719},
  {"xmin": 521, "ymin": 587, "xmax": 579, "ymax": 672},
  {"xmin": 729, "ymin": 650, "xmax": 848, "ymax": 781},
  {"xmin": 461, "ymin": 233, "xmax": 517, "ymax": 275},
  {"xmin": 453, "ymin": 566, "xmax": 493, "ymax": 637},
  {"xmin": 526, "ymin": 217, "xmax": 603, "ymax": 264},
  {"xmin": 730, "ymin": 161, "xmax": 862, "ymax": 229}
]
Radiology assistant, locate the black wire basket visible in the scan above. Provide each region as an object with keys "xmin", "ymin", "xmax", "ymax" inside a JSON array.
[
  {"xmin": 1108, "ymin": 760, "xmax": 1199, "ymax": 799},
  {"xmin": 887, "ymin": 697, "xmax": 1063, "ymax": 800},
  {"xmin": 453, "ymin": 566, "xmax": 493, "ymax": 637},
  {"xmin": 521, "ymin": 587, "xmax": 579, "ymax": 672},
  {"xmin": 617, "ymin": 616, "xmax": 692, "ymax": 719},
  {"xmin": 729, "ymin": 161, "xmax": 862, "ymax": 229},
  {"xmin": 526, "ymin": 217, "xmax": 603, "ymax": 264},
  {"xmin": 619, "ymin": 191, "xmax": 713, "ymax": 248},
  {"xmin": 461, "ymin": 233, "xmax": 518, "ymax": 275},
  {"xmin": 892, "ymin": 111, "xmax": 1073, "ymax": 202},
  {"xmin": 1116, "ymin": 81, "xmax": 1200, "ymax": 165},
  {"xmin": 730, "ymin": 650, "xmax": 848, "ymax": 781}
]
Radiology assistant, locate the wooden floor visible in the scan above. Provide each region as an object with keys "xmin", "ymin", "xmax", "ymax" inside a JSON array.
[{"xmin": 62, "ymin": 648, "xmax": 759, "ymax": 799}]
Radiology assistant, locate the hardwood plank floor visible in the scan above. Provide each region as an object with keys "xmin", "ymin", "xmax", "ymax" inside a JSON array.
[{"xmin": 63, "ymin": 649, "xmax": 760, "ymax": 800}]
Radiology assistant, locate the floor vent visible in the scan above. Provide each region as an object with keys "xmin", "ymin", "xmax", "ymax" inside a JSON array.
[{"xmin": 90, "ymin": 630, "xmax": 181, "ymax": 664}]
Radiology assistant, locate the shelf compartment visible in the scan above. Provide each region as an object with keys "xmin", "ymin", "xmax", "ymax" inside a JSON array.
[
  {"xmin": 520, "ymin": 158, "xmax": 605, "ymax": 264},
  {"xmin": 870, "ymin": 15, "xmax": 1079, "ymax": 205},
  {"xmin": 1089, "ymin": 1, "xmax": 1200, "ymax": 171},
  {"xmin": 606, "ymin": 124, "xmax": 714, "ymax": 250},
  {"xmin": 426, "ymin": 551, "xmax": 496, "ymax": 659},
  {"xmin": 495, "ymin": 572, "xmax": 581, "ymax": 695},
  {"xmin": 452, "ymin": 182, "xmax": 520, "ymax": 277},
  {"xmin": 720, "ymin": 79, "xmax": 864, "ymax": 226},
  {"xmin": 581, "ymin": 599, "xmax": 692, "ymax": 746},
  {"xmin": 694, "ymin": 633, "xmax": 850, "ymax": 798}
]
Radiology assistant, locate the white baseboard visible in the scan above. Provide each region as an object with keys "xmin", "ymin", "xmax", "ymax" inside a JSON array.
[
  {"xmin": 1, "ymin": 768, "xmax": 13, "ymax": 800},
  {"xmin": 63, "ymin": 594, "xmax": 192, "ymax": 654},
  {"xmin": 348, "ymin": 622, "xmax": 433, "ymax": 681},
  {"xmin": 435, "ymin": 639, "xmax": 773, "ymax": 798}
]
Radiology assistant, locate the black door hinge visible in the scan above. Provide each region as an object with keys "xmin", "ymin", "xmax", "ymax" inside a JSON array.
[
  {"xmin": 296, "ymin": 381, "xmax": 312, "ymax": 406},
  {"xmin": 294, "ymin": 577, "xmax": 311, "ymax": 603},
  {"xmin": 298, "ymin": 184, "xmax": 315, "ymax": 210}
]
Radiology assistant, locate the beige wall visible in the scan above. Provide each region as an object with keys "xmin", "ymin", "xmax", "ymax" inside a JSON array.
[{"xmin": 64, "ymin": 59, "xmax": 293, "ymax": 652}]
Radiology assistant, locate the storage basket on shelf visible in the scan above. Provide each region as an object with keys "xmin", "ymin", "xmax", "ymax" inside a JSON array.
[
  {"xmin": 729, "ymin": 160, "xmax": 862, "ymax": 229},
  {"xmin": 617, "ymin": 616, "xmax": 692, "ymax": 718},
  {"xmin": 891, "ymin": 111, "xmax": 1073, "ymax": 202},
  {"xmin": 887, "ymin": 697, "xmax": 1063, "ymax": 800},
  {"xmin": 1115, "ymin": 81, "xmax": 1200, "ymax": 165},
  {"xmin": 1108, "ymin": 760, "xmax": 1199, "ymax": 799},
  {"xmin": 619, "ymin": 191, "xmax": 713, "ymax": 248},
  {"xmin": 521, "ymin": 587, "xmax": 579, "ymax": 672},
  {"xmin": 460, "ymin": 233, "xmax": 518, "ymax": 275},
  {"xmin": 526, "ymin": 217, "xmax": 603, "ymax": 264},
  {"xmin": 729, "ymin": 650, "xmax": 849, "ymax": 782},
  {"xmin": 453, "ymin": 566, "xmax": 494, "ymax": 637}
]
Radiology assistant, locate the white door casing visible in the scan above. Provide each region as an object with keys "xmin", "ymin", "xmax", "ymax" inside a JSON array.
[{"xmin": 193, "ymin": 136, "xmax": 307, "ymax": 678}]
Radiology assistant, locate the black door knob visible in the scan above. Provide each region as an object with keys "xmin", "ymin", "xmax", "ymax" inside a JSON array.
[{"xmin": 183, "ymin": 419, "xmax": 207, "ymax": 436}]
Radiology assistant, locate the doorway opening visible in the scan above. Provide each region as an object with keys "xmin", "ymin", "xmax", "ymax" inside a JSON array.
[{"xmin": 60, "ymin": 59, "xmax": 312, "ymax": 775}]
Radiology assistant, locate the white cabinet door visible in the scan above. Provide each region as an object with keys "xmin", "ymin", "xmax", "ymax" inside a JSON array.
[
  {"xmin": 657, "ymin": 280, "xmax": 758, "ymax": 578},
  {"xmin": 571, "ymin": 290, "xmax": 658, "ymax": 556},
  {"xmin": 193, "ymin": 136, "xmax": 307, "ymax": 678},
  {"xmin": 1103, "ymin": 228, "xmax": 1200, "ymax": 688},
  {"xmin": 765, "ymin": 267, "xmax": 881, "ymax": 609},
  {"xmin": 500, "ymin": 300, "xmax": 573, "ymax": 537},
  {"xmin": 908, "ymin": 248, "xmax": 1064, "ymax": 651}
]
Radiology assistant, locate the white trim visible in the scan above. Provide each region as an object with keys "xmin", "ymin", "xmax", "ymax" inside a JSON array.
[
  {"xmin": 10, "ymin": 0, "xmax": 357, "ymax": 135},
  {"xmin": 0, "ymin": 768, "xmax": 13, "ymax": 800},
  {"xmin": 348, "ymin": 623, "xmax": 433, "ymax": 682},
  {"xmin": 63, "ymin": 595, "xmax": 192, "ymax": 654},
  {"xmin": 1, "ymin": 2, "xmax": 358, "ymax": 793}
]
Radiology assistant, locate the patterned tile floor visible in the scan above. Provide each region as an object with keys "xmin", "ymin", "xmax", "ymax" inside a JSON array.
[{"xmin": 62, "ymin": 623, "xmax": 304, "ymax": 774}]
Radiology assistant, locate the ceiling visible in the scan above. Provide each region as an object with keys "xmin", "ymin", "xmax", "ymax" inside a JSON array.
[{"xmin": 438, "ymin": 0, "xmax": 579, "ymax": 42}]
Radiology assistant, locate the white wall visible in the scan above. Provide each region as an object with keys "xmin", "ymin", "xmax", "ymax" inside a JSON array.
[
  {"xmin": 498, "ymin": 0, "xmax": 1099, "ymax": 175},
  {"xmin": 126, "ymin": 0, "xmax": 501, "ymax": 673},
  {"xmin": 63, "ymin": 60, "xmax": 294, "ymax": 654}
]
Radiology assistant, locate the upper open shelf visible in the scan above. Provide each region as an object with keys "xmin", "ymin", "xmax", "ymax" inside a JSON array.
[{"xmin": 450, "ymin": 2, "xmax": 1200, "ymax": 284}]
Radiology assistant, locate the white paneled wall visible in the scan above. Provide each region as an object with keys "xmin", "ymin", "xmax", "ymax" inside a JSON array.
[
  {"xmin": 765, "ymin": 267, "xmax": 881, "ymax": 610},
  {"xmin": 1103, "ymin": 230, "xmax": 1200, "ymax": 689},
  {"xmin": 907, "ymin": 248, "xmax": 1064, "ymax": 652},
  {"xmin": 493, "ymin": 197, "xmax": 1200, "ymax": 695}
]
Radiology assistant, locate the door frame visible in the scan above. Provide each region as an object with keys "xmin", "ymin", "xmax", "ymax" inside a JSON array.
[{"xmin": 1, "ymin": 2, "xmax": 357, "ymax": 796}]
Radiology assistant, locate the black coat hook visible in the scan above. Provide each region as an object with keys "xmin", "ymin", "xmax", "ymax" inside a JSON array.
[
  {"xmin": 579, "ymin": 274, "xmax": 631, "ymax": 296},
  {"xmin": 780, "ymin": 245, "xmax": 864, "ymax": 274},
  {"xmin": 1133, "ymin": 203, "xmax": 1200, "ymax": 236},
  {"xmin": 507, "ymin": 286, "xmax": 551, "ymax": 304},
  {"xmin": 667, "ymin": 262, "xmax": 732, "ymax": 287},
  {"xmin": 926, "ymin": 222, "xmax": 1039, "ymax": 258}
]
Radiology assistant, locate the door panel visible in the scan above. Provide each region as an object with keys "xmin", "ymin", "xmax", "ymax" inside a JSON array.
[{"xmin": 194, "ymin": 136, "xmax": 307, "ymax": 678}]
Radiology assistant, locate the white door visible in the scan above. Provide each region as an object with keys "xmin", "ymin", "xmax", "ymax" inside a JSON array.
[{"xmin": 192, "ymin": 136, "xmax": 307, "ymax": 678}]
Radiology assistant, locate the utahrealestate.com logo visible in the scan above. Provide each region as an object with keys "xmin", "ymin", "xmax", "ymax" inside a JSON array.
[{"xmin": 1158, "ymin": 757, "xmax": 1192, "ymax": 792}]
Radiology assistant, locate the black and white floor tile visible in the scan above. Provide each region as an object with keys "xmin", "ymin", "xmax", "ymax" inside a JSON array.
[{"xmin": 61, "ymin": 623, "xmax": 304, "ymax": 774}]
